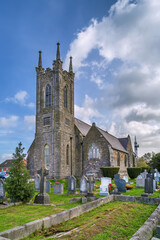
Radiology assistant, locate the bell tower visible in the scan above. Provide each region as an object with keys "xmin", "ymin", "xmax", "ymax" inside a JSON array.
[{"xmin": 27, "ymin": 43, "xmax": 75, "ymax": 179}]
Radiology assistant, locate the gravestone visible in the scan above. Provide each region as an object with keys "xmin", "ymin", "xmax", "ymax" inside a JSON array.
[
  {"xmin": 155, "ymin": 169, "xmax": 160, "ymax": 182},
  {"xmin": 34, "ymin": 174, "xmax": 40, "ymax": 191},
  {"xmin": 123, "ymin": 176, "xmax": 130, "ymax": 184},
  {"xmin": 86, "ymin": 175, "xmax": 95, "ymax": 197},
  {"xmin": 68, "ymin": 176, "xmax": 76, "ymax": 194},
  {"xmin": 140, "ymin": 170, "xmax": 148, "ymax": 179},
  {"xmin": 80, "ymin": 175, "xmax": 88, "ymax": 195},
  {"xmin": 0, "ymin": 179, "xmax": 5, "ymax": 201},
  {"xmin": 150, "ymin": 169, "xmax": 155, "ymax": 179},
  {"xmin": 145, "ymin": 177, "xmax": 153, "ymax": 194},
  {"xmin": 136, "ymin": 174, "xmax": 145, "ymax": 188},
  {"xmin": 114, "ymin": 174, "xmax": 126, "ymax": 192},
  {"xmin": 99, "ymin": 177, "xmax": 111, "ymax": 196},
  {"xmin": 86, "ymin": 172, "xmax": 95, "ymax": 191},
  {"xmin": 34, "ymin": 166, "xmax": 50, "ymax": 204},
  {"xmin": 53, "ymin": 183, "xmax": 64, "ymax": 194},
  {"xmin": 46, "ymin": 181, "xmax": 51, "ymax": 193}
]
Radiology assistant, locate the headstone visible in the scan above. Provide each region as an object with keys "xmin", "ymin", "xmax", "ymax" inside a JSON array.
[
  {"xmin": 145, "ymin": 177, "xmax": 153, "ymax": 194},
  {"xmin": 0, "ymin": 179, "xmax": 5, "ymax": 201},
  {"xmin": 150, "ymin": 169, "xmax": 155, "ymax": 179},
  {"xmin": 140, "ymin": 170, "xmax": 148, "ymax": 179},
  {"xmin": 114, "ymin": 175, "xmax": 126, "ymax": 192},
  {"xmin": 34, "ymin": 167, "xmax": 50, "ymax": 204},
  {"xmin": 53, "ymin": 183, "xmax": 64, "ymax": 194},
  {"xmin": 136, "ymin": 174, "xmax": 145, "ymax": 188},
  {"xmin": 155, "ymin": 169, "xmax": 160, "ymax": 182},
  {"xmin": 156, "ymin": 225, "xmax": 160, "ymax": 238},
  {"xmin": 46, "ymin": 181, "xmax": 51, "ymax": 193},
  {"xmin": 99, "ymin": 177, "xmax": 111, "ymax": 196},
  {"xmin": 86, "ymin": 175, "xmax": 95, "ymax": 197},
  {"xmin": 123, "ymin": 176, "xmax": 130, "ymax": 184},
  {"xmin": 80, "ymin": 175, "xmax": 88, "ymax": 195},
  {"xmin": 68, "ymin": 176, "xmax": 76, "ymax": 194},
  {"xmin": 153, "ymin": 179, "xmax": 156, "ymax": 191},
  {"xmin": 34, "ymin": 174, "xmax": 40, "ymax": 191},
  {"xmin": 81, "ymin": 197, "xmax": 87, "ymax": 204}
]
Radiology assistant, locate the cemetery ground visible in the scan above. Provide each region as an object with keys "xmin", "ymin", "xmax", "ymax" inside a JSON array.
[{"xmin": 0, "ymin": 179, "xmax": 160, "ymax": 239}]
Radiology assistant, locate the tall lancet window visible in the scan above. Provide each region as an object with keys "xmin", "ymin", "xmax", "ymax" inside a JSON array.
[
  {"xmin": 44, "ymin": 145, "xmax": 49, "ymax": 166},
  {"xmin": 45, "ymin": 84, "xmax": 51, "ymax": 107},
  {"xmin": 117, "ymin": 152, "xmax": 120, "ymax": 166},
  {"xmin": 64, "ymin": 86, "xmax": 68, "ymax": 108}
]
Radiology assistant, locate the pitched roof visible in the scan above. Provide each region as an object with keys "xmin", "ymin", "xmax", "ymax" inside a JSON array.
[
  {"xmin": 0, "ymin": 159, "xmax": 13, "ymax": 168},
  {"xmin": 98, "ymin": 128, "xmax": 128, "ymax": 153},
  {"xmin": 74, "ymin": 118, "xmax": 128, "ymax": 153},
  {"xmin": 74, "ymin": 118, "xmax": 91, "ymax": 136},
  {"xmin": 118, "ymin": 137, "xmax": 129, "ymax": 151}
]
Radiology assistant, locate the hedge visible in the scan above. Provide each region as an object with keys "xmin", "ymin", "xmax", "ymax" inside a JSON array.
[
  {"xmin": 127, "ymin": 167, "xmax": 142, "ymax": 179},
  {"xmin": 100, "ymin": 167, "xmax": 120, "ymax": 179},
  {"xmin": 141, "ymin": 167, "xmax": 152, "ymax": 173}
]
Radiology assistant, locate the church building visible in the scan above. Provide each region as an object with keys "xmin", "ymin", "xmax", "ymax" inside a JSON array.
[{"xmin": 27, "ymin": 43, "xmax": 136, "ymax": 179}]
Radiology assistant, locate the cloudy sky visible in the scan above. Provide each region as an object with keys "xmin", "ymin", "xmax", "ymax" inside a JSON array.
[{"xmin": 0, "ymin": 0, "xmax": 160, "ymax": 163}]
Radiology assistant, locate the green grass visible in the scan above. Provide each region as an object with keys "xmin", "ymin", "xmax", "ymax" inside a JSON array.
[{"xmin": 22, "ymin": 201, "xmax": 157, "ymax": 240}]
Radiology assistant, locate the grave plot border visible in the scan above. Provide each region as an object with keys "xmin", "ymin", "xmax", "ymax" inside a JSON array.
[{"xmin": 0, "ymin": 195, "xmax": 160, "ymax": 240}]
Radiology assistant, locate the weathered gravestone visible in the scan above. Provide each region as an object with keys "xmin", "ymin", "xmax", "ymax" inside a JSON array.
[
  {"xmin": 68, "ymin": 176, "xmax": 76, "ymax": 194},
  {"xmin": 46, "ymin": 181, "xmax": 51, "ymax": 193},
  {"xmin": 53, "ymin": 183, "xmax": 64, "ymax": 194},
  {"xmin": 34, "ymin": 174, "xmax": 40, "ymax": 191},
  {"xmin": 145, "ymin": 175, "xmax": 153, "ymax": 194},
  {"xmin": 0, "ymin": 179, "xmax": 5, "ymax": 201},
  {"xmin": 80, "ymin": 175, "xmax": 88, "ymax": 195},
  {"xmin": 99, "ymin": 177, "xmax": 111, "ymax": 196},
  {"xmin": 86, "ymin": 172, "xmax": 95, "ymax": 191},
  {"xmin": 123, "ymin": 176, "xmax": 130, "ymax": 184},
  {"xmin": 34, "ymin": 167, "xmax": 50, "ymax": 204},
  {"xmin": 136, "ymin": 174, "xmax": 145, "ymax": 188},
  {"xmin": 141, "ymin": 170, "xmax": 148, "ymax": 179},
  {"xmin": 114, "ymin": 174, "xmax": 126, "ymax": 192},
  {"xmin": 155, "ymin": 169, "xmax": 160, "ymax": 182},
  {"xmin": 86, "ymin": 175, "xmax": 95, "ymax": 197}
]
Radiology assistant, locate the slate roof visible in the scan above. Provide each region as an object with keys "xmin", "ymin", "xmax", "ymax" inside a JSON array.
[
  {"xmin": 0, "ymin": 159, "xmax": 13, "ymax": 168},
  {"xmin": 118, "ymin": 137, "xmax": 129, "ymax": 151},
  {"xmin": 74, "ymin": 118, "xmax": 91, "ymax": 136},
  {"xmin": 74, "ymin": 118, "xmax": 128, "ymax": 153}
]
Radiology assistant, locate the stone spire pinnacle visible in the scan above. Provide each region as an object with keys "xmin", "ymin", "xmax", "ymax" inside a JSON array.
[
  {"xmin": 38, "ymin": 51, "xmax": 42, "ymax": 69},
  {"xmin": 56, "ymin": 42, "xmax": 60, "ymax": 60},
  {"xmin": 69, "ymin": 56, "xmax": 73, "ymax": 72}
]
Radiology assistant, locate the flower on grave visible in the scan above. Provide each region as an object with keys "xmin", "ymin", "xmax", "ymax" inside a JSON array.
[
  {"xmin": 56, "ymin": 182, "xmax": 60, "ymax": 184},
  {"xmin": 108, "ymin": 183, "xmax": 115, "ymax": 193},
  {"xmin": 125, "ymin": 184, "xmax": 134, "ymax": 190}
]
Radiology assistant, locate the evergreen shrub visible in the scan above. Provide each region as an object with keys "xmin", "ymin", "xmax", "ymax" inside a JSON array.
[
  {"xmin": 127, "ymin": 167, "xmax": 142, "ymax": 179},
  {"xmin": 100, "ymin": 167, "xmax": 120, "ymax": 179}
]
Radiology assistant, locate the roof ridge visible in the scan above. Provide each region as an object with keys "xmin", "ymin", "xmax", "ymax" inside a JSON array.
[{"xmin": 74, "ymin": 117, "xmax": 91, "ymax": 127}]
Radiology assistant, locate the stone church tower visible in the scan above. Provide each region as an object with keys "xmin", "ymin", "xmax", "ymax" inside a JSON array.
[{"xmin": 27, "ymin": 43, "xmax": 75, "ymax": 179}]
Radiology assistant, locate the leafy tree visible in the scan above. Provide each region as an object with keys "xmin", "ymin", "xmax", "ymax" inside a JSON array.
[
  {"xmin": 137, "ymin": 157, "xmax": 148, "ymax": 168},
  {"xmin": 149, "ymin": 153, "xmax": 160, "ymax": 172},
  {"xmin": 5, "ymin": 142, "xmax": 34, "ymax": 203}
]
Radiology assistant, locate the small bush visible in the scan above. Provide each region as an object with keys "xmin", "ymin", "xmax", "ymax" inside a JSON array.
[
  {"xmin": 141, "ymin": 167, "xmax": 152, "ymax": 173},
  {"xmin": 100, "ymin": 167, "xmax": 120, "ymax": 179},
  {"xmin": 127, "ymin": 167, "xmax": 142, "ymax": 179}
]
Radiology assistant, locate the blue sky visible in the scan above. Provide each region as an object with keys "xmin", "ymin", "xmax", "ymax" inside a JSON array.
[{"xmin": 0, "ymin": 0, "xmax": 160, "ymax": 163}]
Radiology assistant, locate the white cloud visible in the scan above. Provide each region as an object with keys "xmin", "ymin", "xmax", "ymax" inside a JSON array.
[
  {"xmin": 5, "ymin": 90, "xmax": 35, "ymax": 108},
  {"xmin": 75, "ymin": 95, "xmax": 103, "ymax": 124},
  {"xmin": 0, "ymin": 116, "xmax": 19, "ymax": 128},
  {"xmin": 0, "ymin": 153, "xmax": 13, "ymax": 162},
  {"xmin": 24, "ymin": 115, "xmax": 35, "ymax": 130}
]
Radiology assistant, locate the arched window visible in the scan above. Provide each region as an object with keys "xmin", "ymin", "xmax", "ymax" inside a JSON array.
[
  {"xmin": 133, "ymin": 156, "xmax": 136, "ymax": 167},
  {"xmin": 44, "ymin": 145, "xmax": 49, "ymax": 166},
  {"xmin": 66, "ymin": 144, "xmax": 69, "ymax": 165},
  {"xmin": 117, "ymin": 152, "xmax": 120, "ymax": 166},
  {"xmin": 45, "ymin": 84, "xmax": 51, "ymax": 107},
  {"xmin": 89, "ymin": 144, "xmax": 100, "ymax": 159},
  {"xmin": 124, "ymin": 155, "xmax": 127, "ymax": 167},
  {"xmin": 64, "ymin": 86, "xmax": 68, "ymax": 108},
  {"xmin": 75, "ymin": 135, "xmax": 79, "ymax": 148}
]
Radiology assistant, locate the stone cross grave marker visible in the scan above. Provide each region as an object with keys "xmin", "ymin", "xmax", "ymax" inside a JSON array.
[
  {"xmin": 87, "ymin": 175, "xmax": 95, "ymax": 197},
  {"xmin": 34, "ymin": 174, "xmax": 40, "ymax": 191},
  {"xmin": 68, "ymin": 176, "xmax": 76, "ymax": 194},
  {"xmin": 34, "ymin": 166, "xmax": 50, "ymax": 204},
  {"xmin": 0, "ymin": 179, "xmax": 5, "ymax": 201},
  {"xmin": 80, "ymin": 175, "xmax": 88, "ymax": 195},
  {"xmin": 99, "ymin": 177, "xmax": 111, "ymax": 196},
  {"xmin": 114, "ymin": 174, "xmax": 126, "ymax": 192}
]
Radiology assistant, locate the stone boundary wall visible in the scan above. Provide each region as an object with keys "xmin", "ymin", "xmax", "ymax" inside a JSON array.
[{"xmin": 0, "ymin": 195, "xmax": 160, "ymax": 240}]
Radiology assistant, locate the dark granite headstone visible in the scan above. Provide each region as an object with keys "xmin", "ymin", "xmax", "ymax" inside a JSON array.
[
  {"xmin": 156, "ymin": 225, "xmax": 160, "ymax": 238},
  {"xmin": 0, "ymin": 179, "xmax": 5, "ymax": 201},
  {"xmin": 145, "ymin": 177, "xmax": 153, "ymax": 194},
  {"xmin": 150, "ymin": 169, "xmax": 155, "ymax": 179},
  {"xmin": 114, "ymin": 175, "xmax": 126, "ymax": 193},
  {"xmin": 68, "ymin": 176, "xmax": 76, "ymax": 194},
  {"xmin": 114, "ymin": 174, "xmax": 120, "ymax": 179}
]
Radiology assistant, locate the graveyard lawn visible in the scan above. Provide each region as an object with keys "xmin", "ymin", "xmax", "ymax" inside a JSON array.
[{"xmin": 22, "ymin": 201, "xmax": 157, "ymax": 240}]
